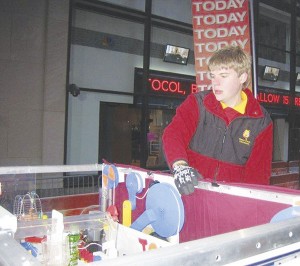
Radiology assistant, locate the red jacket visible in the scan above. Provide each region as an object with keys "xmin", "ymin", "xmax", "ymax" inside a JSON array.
[{"xmin": 162, "ymin": 89, "xmax": 273, "ymax": 185}]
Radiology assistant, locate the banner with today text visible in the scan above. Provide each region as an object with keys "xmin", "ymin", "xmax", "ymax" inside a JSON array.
[{"xmin": 192, "ymin": 0, "xmax": 252, "ymax": 91}]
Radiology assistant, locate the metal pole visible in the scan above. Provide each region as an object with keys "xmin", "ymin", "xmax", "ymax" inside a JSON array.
[
  {"xmin": 140, "ymin": 0, "xmax": 152, "ymax": 168},
  {"xmin": 249, "ymin": 0, "xmax": 258, "ymax": 98},
  {"xmin": 288, "ymin": 0, "xmax": 297, "ymax": 161},
  {"xmin": 64, "ymin": 0, "xmax": 74, "ymax": 165}
]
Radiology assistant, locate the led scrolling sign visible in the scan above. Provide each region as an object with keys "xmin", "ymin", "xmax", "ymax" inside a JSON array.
[
  {"xmin": 134, "ymin": 68, "xmax": 197, "ymax": 97},
  {"xmin": 257, "ymin": 89, "xmax": 300, "ymax": 108},
  {"xmin": 134, "ymin": 68, "xmax": 300, "ymax": 109},
  {"xmin": 148, "ymin": 78, "xmax": 198, "ymax": 96}
]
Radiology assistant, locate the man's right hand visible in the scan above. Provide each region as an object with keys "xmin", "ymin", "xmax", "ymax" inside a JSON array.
[{"xmin": 173, "ymin": 164, "xmax": 202, "ymax": 195}]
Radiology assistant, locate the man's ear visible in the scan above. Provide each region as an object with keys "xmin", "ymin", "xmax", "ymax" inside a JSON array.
[{"xmin": 239, "ymin": 72, "xmax": 248, "ymax": 84}]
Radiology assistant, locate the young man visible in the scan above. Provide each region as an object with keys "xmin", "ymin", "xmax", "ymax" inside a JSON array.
[{"xmin": 162, "ymin": 45, "xmax": 273, "ymax": 195}]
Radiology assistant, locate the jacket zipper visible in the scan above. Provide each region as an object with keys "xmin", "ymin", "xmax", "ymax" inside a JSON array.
[{"xmin": 212, "ymin": 127, "xmax": 227, "ymax": 186}]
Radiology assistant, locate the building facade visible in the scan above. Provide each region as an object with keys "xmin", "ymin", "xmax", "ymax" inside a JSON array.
[
  {"xmin": 67, "ymin": 0, "xmax": 300, "ymax": 170},
  {"xmin": 1, "ymin": 0, "xmax": 299, "ymax": 172}
]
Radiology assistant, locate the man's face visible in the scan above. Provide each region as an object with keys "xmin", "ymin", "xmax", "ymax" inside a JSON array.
[{"xmin": 209, "ymin": 67, "xmax": 247, "ymax": 108}]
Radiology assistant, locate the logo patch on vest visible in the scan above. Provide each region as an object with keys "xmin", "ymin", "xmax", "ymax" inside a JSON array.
[{"xmin": 239, "ymin": 129, "xmax": 251, "ymax": 145}]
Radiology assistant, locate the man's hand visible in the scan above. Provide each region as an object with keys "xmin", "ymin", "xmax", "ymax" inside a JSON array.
[{"xmin": 173, "ymin": 164, "xmax": 202, "ymax": 195}]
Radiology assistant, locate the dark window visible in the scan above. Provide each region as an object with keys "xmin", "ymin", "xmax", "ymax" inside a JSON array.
[{"xmin": 258, "ymin": 15, "xmax": 287, "ymax": 63}]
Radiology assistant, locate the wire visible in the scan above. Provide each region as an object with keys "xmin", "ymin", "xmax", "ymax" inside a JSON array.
[
  {"xmin": 78, "ymin": 242, "xmax": 102, "ymax": 250},
  {"xmin": 135, "ymin": 188, "xmax": 149, "ymax": 199},
  {"xmin": 80, "ymin": 205, "xmax": 100, "ymax": 215}
]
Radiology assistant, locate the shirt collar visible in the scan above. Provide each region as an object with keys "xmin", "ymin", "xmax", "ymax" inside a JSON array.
[{"xmin": 221, "ymin": 91, "xmax": 248, "ymax": 114}]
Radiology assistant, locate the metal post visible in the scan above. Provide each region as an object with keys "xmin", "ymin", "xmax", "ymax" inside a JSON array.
[
  {"xmin": 140, "ymin": 0, "xmax": 152, "ymax": 168},
  {"xmin": 249, "ymin": 0, "xmax": 258, "ymax": 98},
  {"xmin": 288, "ymin": 0, "xmax": 297, "ymax": 161}
]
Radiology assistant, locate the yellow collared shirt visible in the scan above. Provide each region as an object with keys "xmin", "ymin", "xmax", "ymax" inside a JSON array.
[{"xmin": 221, "ymin": 91, "xmax": 248, "ymax": 114}]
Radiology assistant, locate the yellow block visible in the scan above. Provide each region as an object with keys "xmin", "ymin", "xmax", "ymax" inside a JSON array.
[{"xmin": 122, "ymin": 200, "xmax": 132, "ymax": 227}]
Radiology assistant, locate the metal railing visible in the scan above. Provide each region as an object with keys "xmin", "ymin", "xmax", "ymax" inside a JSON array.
[{"xmin": 0, "ymin": 164, "xmax": 103, "ymax": 213}]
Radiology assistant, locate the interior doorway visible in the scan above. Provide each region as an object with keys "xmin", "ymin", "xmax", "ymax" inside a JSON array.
[
  {"xmin": 99, "ymin": 102, "xmax": 175, "ymax": 169},
  {"xmin": 99, "ymin": 102, "xmax": 141, "ymax": 165}
]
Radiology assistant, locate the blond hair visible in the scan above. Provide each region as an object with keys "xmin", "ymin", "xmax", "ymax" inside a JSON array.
[{"xmin": 208, "ymin": 45, "xmax": 252, "ymax": 88}]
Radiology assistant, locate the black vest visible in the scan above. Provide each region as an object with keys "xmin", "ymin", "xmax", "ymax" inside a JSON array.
[{"xmin": 189, "ymin": 92, "xmax": 271, "ymax": 166}]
